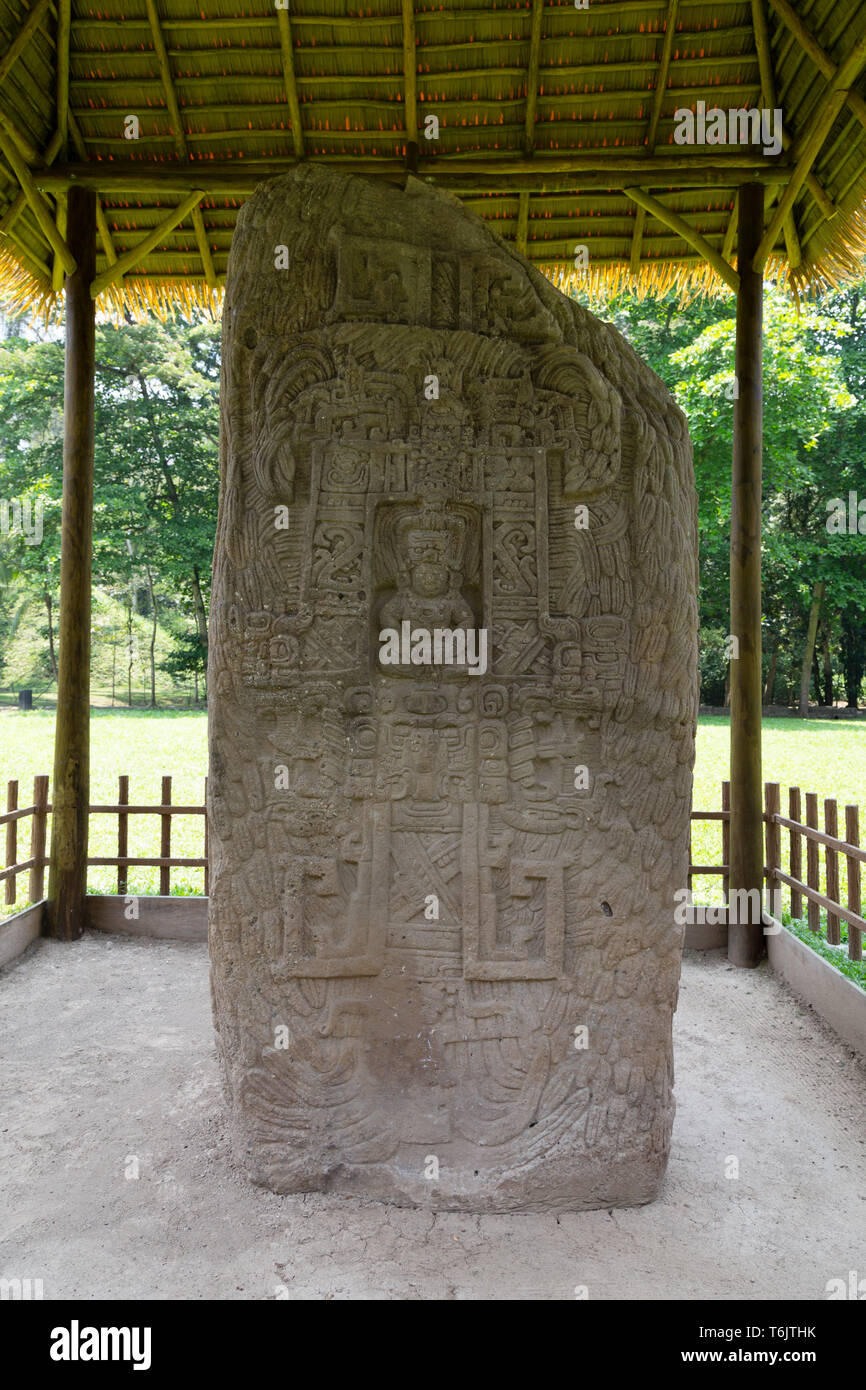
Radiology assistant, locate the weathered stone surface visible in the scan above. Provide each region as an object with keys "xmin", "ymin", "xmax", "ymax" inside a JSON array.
[{"xmin": 208, "ymin": 167, "xmax": 698, "ymax": 1212}]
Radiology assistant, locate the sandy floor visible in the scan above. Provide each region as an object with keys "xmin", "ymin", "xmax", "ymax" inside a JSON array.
[{"xmin": 1, "ymin": 932, "xmax": 864, "ymax": 1301}]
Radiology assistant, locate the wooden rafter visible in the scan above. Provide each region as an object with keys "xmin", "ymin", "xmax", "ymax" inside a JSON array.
[
  {"xmin": 0, "ymin": 0, "xmax": 50, "ymax": 89},
  {"xmin": 624, "ymin": 186, "xmax": 739, "ymax": 291},
  {"xmin": 90, "ymin": 190, "xmax": 205, "ymax": 298},
  {"xmin": 401, "ymin": 0, "xmax": 417, "ymax": 149},
  {"xmin": 769, "ymin": 0, "xmax": 866, "ymax": 136},
  {"xmin": 276, "ymin": 7, "xmax": 304, "ymax": 159},
  {"xmin": 143, "ymin": 0, "xmax": 215, "ymax": 290},
  {"xmin": 630, "ymin": 0, "xmax": 679, "ymax": 275},
  {"xmin": 751, "ymin": 0, "xmax": 801, "ymax": 269},
  {"xmin": 753, "ymin": 27, "xmax": 866, "ymax": 271},
  {"xmin": 57, "ymin": 0, "xmax": 70, "ymax": 149},
  {"xmin": 524, "ymin": 0, "xmax": 544, "ymax": 154},
  {"xmin": 52, "ymin": 0, "xmax": 71, "ymax": 292},
  {"xmin": 0, "ymin": 130, "xmax": 75, "ymax": 274}
]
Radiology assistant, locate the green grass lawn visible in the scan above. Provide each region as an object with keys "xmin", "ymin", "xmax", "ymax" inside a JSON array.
[{"xmin": 1, "ymin": 709, "xmax": 865, "ymax": 934}]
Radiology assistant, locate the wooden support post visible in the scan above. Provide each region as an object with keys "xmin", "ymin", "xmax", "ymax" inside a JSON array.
[
  {"xmin": 29, "ymin": 774, "xmax": 49, "ymax": 903},
  {"xmin": 722, "ymin": 779, "xmax": 731, "ymax": 905},
  {"xmin": 845, "ymin": 804, "xmax": 862, "ymax": 961},
  {"xmin": 805, "ymin": 791, "xmax": 820, "ymax": 933},
  {"xmin": 825, "ymin": 797, "xmax": 840, "ymax": 944},
  {"xmin": 789, "ymin": 785, "xmax": 803, "ymax": 918},
  {"xmin": 765, "ymin": 781, "xmax": 781, "ymax": 918},
  {"xmin": 160, "ymin": 775, "xmax": 172, "ymax": 896},
  {"xmin": 728, "ymin": 181, "xmax": 764, "ymax": 968},
  {"xmin": 46, "ymin": 187, "xmax": 96, "ymax": 942},
  {"xmin": 5, "ymin": 778, "xmax": 18, "ymax": 906},
  {"xmin": 203, "ymin": 775, "xmax": 209, "ymax": 897},
  {"xmin": 117, "ymin": 774, "xmax": 129, "ymax": 896}
]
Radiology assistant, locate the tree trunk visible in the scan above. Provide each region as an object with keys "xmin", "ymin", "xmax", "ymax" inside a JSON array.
[
  {"xmin": 798, "ymin": 580, "xmax": 824, "ymax": 716},
  {"xmin": 44, "ymin": 588, "xmax": 58, "ymax": 680},
  {"xmin": 146, "ymin": 565, "xmax": 158, "ymax": 709},
  {"xmin": 822, "ymin": 626, "xmax": 833, "ymax": 708},
  {"xmin": 127, "ymin": 596, "xmax": 133, "ymax": 708},
  {"xmin": 763, "ymin": 637, "xmax": 778, "ymax": 706},
  {"xmin": 842, "ymin": 610, "xmax": 865, "ymax": 708}
]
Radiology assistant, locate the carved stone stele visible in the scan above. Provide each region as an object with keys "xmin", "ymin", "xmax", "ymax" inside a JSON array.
[{"xmin": 209, "ymin": 167, "xmax": 698, "ymax": 1212}]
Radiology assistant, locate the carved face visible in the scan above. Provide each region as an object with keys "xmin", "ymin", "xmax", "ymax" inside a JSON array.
[{"xmin": 405, "ymin": 528, "xmax": 451, "ymax": 596}]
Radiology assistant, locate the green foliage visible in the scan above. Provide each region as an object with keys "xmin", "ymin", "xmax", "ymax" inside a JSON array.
[
  {"xmin": 600, "ymin": 280, "xmax": 866, "ymax": 708},
  {"xmin": 783, "ymin": 914, "xmax": 866, "ymax": 993},
  {"xmin": 0, "ymin": 315, "xmax": 218, "ymax": 698}
]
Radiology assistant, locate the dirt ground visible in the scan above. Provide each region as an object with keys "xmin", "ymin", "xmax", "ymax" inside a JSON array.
[{"xmin": 1, "ymin": 932, "xmax": 864, "ymax": 1301}]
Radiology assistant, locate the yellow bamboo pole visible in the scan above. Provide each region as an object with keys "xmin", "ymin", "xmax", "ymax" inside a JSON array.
[
  {"xmin": 90, "ymin": 189, "xmax": 205, "ymax": 297},
  {"xmin": 143, "ymin": 0, "xmax": 215, "ymax": 290},
  {"xmin": 624, "ymin": 186, "xmax": 740, "ymax": 291},
  {"xmin": 751, "ymin": 0, "xmax": 801, "ymax": 268},
  {"xmin": 0, "ymin": 0, "xmax": 51, "ymax": 89},
  {"xmin": 276, "ymin": 7, "xmax": 304, "ymax": 158},
  {"xmin": 0, "ymin": 129, "xmax": 76, "ymax": 273}
]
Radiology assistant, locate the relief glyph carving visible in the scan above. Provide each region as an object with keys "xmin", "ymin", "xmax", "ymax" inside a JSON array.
[{"xmin": 209, "ymin": 168, "xmax": 698, "ymax": 1211}]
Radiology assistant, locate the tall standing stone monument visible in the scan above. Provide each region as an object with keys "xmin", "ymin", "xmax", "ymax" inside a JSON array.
[{"xmin": 209, "ymin": 168, "xmax": 698, "ymax": 1211}]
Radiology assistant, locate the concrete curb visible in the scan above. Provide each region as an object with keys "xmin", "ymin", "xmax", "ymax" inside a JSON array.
[
  {"xmin": 767, "ymin": 923, "xmax": 866, "ymax": 1058},
  {"xmin": 0, "ymin": 901, "xmax": 44, "ymax": 969}
]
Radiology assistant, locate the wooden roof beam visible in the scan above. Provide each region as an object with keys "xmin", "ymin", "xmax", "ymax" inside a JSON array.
[
  {"xmin": 276, "ymin": 7, "xmax": 304, "ymax": 159},
  {"xmin": 768, "ymin": 0, "xmax": 866, "ymax": 136},
  {"xmin": 90, "ymin": 189, "xmax": 205, "ymax": 298},
  {"xmin": 0, "ymin": 0, "xmax": 52, "ymax": 89},
  {"xmin": 0, "ymin": 129, "xmax": 75, "ymax": 274},
  {"xmin": 630, "ymin": 0, "xmax": 679, "ymax": 274},
  {"xmin": 624, "ymin": 185, "xmax": 739, "ymax": 291},
  {"xmin": 523, "ymin": 0, "xmax": 544, "ymax": 155},
  {"xmin": 143, "ymin": 0, "xmax": 216, "ymax": 290},
  {"xmin": 401, "ymin": 0, "xmax": 417, "ymax": 164},
  {"xmin": 751, "ymin": 0, "xmax": 800, "ymax": 269},
  {"xmin": 35, "ymin": 153, "xmax": 792, "ymax": 195},
  {"xmin": 753, "ymin": 27, "xmax": 866, "ymax": 271}
]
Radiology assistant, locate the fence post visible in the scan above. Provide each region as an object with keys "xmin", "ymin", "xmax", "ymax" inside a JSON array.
[
  {"xmin": 789, "ymin": 786, "xmax": 802, "ymax": 920},
  {"xmin": 722, "ymin": 780, "xmax": 730, "ymax": 905},
  {"xmin": 806, "ymin": 791, "xmax": 820, "ymax": 934},
  {"xmin": 5, "ymin": 778, "xmax": 18, "ymax": 906},
  {"xmin": 824, "ymin": 798, "xmax": 840, "ymax": 945},
  {"xmin": 29, "ymin": 774, "xmax": 49, "ymax": 903},
  {"xmin": 845, "ymin": 803, "xmax": 862, "ymax": 963},
  {"xmin": 117, "ymin": 775, "xmax": 128, "ymax": 896},
  {"xmin": 203, "ymin": 775, "xmax": 209, "ymax": 898},
  {"xmin": 160, "ymin": 775, "xmax": 172, "ymax": 896},
  {"xmin": 765, "ymin": 782, "xmax": 780, "ymax": 922}
]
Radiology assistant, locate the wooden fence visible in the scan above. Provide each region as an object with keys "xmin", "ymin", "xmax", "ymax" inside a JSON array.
[{"xmin": 1, "ymin": 774, "xmax": 863, "ymax": 961}]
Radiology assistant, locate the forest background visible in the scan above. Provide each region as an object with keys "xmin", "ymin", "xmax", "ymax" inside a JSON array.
[{"xmin": 0, "ymin": 278, "xmax": 864, "ymax": 710}]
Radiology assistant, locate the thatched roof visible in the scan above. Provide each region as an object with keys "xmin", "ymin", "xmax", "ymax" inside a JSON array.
[{"xmin": 0, "ymin": 0, "xmax": 864, "ymax": 317}]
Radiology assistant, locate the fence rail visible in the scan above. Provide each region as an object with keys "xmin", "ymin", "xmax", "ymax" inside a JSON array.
[{"xmin": 1, "ymin": 774, "xmax": 863, "ymax": 962}]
